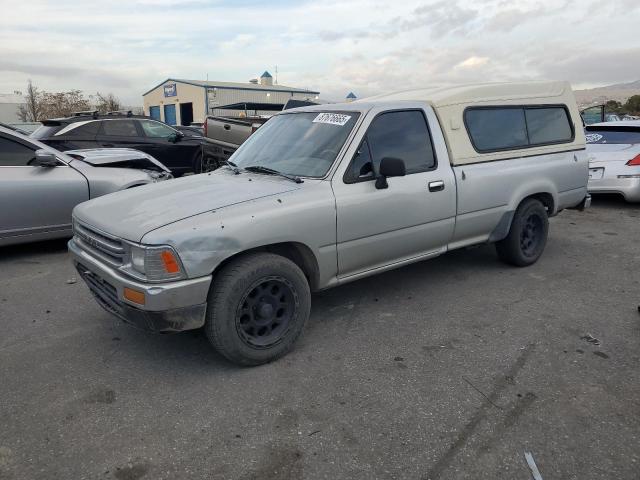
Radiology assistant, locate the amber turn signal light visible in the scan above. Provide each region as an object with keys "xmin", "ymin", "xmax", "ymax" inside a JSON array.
[
  {"xmin": 160, "ymin": 250, "xmax": 181, "ymax": 274},
  {"xmin": 123, "ymin": 287, "xmax": 145, "ymax": 305}
]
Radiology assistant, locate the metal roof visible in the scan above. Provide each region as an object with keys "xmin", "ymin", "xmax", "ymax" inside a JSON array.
[
  {"xmin": 261, "ymin": 71, "xmax": 273, "ymax": 78},
  {"xmin": 142, "ymin": 78, "xmax": 319, "ymax": 96},
  {"xmin": 346, "ymin": 92, "xmax": 357, "ymax": 99},
  {"xmin": 217, "ymin": 102, "xmax": 285, "ymax": 111}
]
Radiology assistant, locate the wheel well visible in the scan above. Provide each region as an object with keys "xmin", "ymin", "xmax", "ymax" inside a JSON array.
[
  {"xmin": 212, "ymin": 242, "xmax": 320, "ymax": 291},
  {"xmin": 523, "ymin": 192, "xmax": 554, "ymax": 215}
]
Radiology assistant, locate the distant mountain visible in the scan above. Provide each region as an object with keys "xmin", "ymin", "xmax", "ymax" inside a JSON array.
[{"xmin": 575, "ymin": 80, "xmax": 640, "ymax": 106}]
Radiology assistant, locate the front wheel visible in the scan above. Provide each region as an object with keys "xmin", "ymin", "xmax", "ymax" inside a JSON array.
[
  {"xmin": 193, "ymin": 151, "xmax": 219, "ymax": 174},
  {"xmin": 205, "ymin": 253, "xmax": 311, "ymax": 366},
  {"xmin": 496, "ymin": 198, "xmax": 549, "ymax": 267}
]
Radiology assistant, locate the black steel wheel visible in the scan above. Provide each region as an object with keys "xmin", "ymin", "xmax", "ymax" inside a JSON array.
[
  {"xmin": 205, "ymin": 253, "xmax": 311, "ymax": 366},
  {"xmin": 496, "ymin": 198, "xmax": 549, "ymax": 267},
  {"xmin": 236, "ymin": 277, "xmax": 297, "ymax": 348},
  {"xmin": 520, "ymin": 212, "xmax": 544, "ymax": 258}
]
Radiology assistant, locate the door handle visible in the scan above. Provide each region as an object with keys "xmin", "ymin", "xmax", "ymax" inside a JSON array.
[
  {"xmin": 223, "ymin": 124, "xmax": 231, "ymax": 130},
  {"xmin": 428, "ymin": 180, "xmax": 445, "ymax": 192}
]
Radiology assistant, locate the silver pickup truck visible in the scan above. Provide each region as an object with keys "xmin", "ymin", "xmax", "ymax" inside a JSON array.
[{"xmin": 69, "ymin": 81, "xmax": 589, "ymax": 366}]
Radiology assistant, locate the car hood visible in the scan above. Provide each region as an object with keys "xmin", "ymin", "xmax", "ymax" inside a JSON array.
[
  {"xmin": 66, "ymin": 148, "xmax": 171, "ymax": 173},
  {"xmin": 73, "ymin": 169, "xmax": 302, "ymax": 242}
]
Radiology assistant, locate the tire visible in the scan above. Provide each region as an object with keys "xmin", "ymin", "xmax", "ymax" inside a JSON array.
[
  {"xmin": 205, "ymin": 253, "xmax": 311, "ymax": 366},
  {"xmin": 495, "ymin": 198, "xmax": 549, "ymax": 267},
  {"xmin": 192, "ymin": 150, "xmax": 203, "ymax": 174},
  {"xmin": 194, "ymin": 152, "xmax": 219, "ymax": 174}
]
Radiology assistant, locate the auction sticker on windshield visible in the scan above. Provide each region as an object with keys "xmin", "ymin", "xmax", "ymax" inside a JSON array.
[{"xmin": 313, "ymin": 113, "xmax": 352, "ymax": 126}]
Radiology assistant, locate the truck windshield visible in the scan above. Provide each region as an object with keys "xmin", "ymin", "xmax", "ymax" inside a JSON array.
[{"xmin": 230, "ymin": 112, "xmax": 360, "ymax": 178}]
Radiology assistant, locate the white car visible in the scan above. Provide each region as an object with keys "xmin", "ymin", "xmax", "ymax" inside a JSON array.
[{"xmin": 586, "ymin": 121, "xmax": 640, "ymax": 202}]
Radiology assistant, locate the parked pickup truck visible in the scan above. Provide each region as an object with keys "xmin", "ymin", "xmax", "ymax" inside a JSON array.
[
  {"xmin": 69, "ymin": 81, "xmax": 590, "ymax": 366},
  {"xmin": 203, "ymin": 100, "xmax": 317, "ymax": 171}
]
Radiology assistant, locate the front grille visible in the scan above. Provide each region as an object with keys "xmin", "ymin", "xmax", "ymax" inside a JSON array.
[
  {"xmin": 76, "ymin": 263, "xmax": 125, "ymax": 319},
  {"xmin": 74, "ymin": 221, "xmax": 126, "ymax": 267}
]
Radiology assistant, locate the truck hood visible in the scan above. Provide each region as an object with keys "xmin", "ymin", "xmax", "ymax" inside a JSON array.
[{"xmin": 73, "ymin": 169, "xmax": 301, "ymax": 242}]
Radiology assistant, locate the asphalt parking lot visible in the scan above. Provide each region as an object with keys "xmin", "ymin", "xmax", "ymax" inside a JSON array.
[{"xmin": 1, "ymin": 197, "xmax": 639, "ymax": 480}]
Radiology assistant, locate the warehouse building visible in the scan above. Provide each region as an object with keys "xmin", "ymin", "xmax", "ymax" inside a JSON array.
[
  {"xmin": 0, "ymin": 93, "xmax": 26, "ymax": 123},
  {"xmin": 142, "ymin": 71, "xmax": 320, "ymax": 126}
]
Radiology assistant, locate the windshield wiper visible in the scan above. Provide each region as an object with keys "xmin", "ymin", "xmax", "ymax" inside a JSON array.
[
  {"xmin": 223, "ymin": 159, "xmax": 241, "ymax": 174},
  {"xmin": 244, "ymin": 166, "xmax": 303, "ymax": 184}
]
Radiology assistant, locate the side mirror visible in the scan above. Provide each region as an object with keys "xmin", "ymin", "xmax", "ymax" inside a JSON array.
[
  {"xmin": 168, "ymin": 131, "xmax": 185, "ymax": 143},
  {"xmin": 375, "ymin": 157, "xmax": 406, "ymax": 189},
  {"xmin": 33, "ymin": 149, "xmax": 59, "ymax": 167}
]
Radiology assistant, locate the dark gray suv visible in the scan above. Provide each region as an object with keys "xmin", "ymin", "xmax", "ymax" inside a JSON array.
[{"xmin": 32, "ymin": 113, "xmax": 217, "ymax": 176}]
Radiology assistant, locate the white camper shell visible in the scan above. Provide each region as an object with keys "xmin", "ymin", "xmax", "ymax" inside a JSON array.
[{"xmin": 361, "ymin": 81, "xmax": 585, "ymax": 166}]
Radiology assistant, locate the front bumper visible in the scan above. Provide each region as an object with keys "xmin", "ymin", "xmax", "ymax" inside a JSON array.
[{"xmin": 69, "ymin": 239, "xmax": 212, "ymax": 333}]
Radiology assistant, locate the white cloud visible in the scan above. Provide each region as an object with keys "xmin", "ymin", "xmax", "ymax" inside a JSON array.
[
  {"xmin": 456, "ymin": 56, "xmax": 490, "ymax": 69},
  {"xmin": 0, "ymin": 0, "xmax": 638, "ymax": 104}
]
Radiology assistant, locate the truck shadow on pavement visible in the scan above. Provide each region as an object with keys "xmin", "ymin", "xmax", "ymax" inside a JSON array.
[{"xmin": 91, "ymin": 243, "xmax": 503, "ymax": 370}]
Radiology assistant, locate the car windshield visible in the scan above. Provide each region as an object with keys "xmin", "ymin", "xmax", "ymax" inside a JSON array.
[
  {"xmin": 586, "ymin": 127, "xmax": 640, "ymax": 144},
  {"xmin": 230, "ymin": 111, "xmax": 360, "ymax": 178}
]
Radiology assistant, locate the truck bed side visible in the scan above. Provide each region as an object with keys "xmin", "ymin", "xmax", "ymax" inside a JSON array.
[{"xmin": 448, "ymin": 149, "xmax": 589, "ymax": 249}]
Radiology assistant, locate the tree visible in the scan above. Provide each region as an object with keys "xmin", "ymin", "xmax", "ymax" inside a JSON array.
[
  {"xmin": 16, "ymin": 80, "xmax": 42, "ymax": 122},
  {"xmin": 15, "ymin": 82, "xmax": 124, "ymax": 121},
  {"xmin": 624, "ymin": 95, "xmax": 640, "ymax": 115},
  {"xmin": 39, "ymin": 90, "xmax": 91, "ymax": 119},
  {"xmin": 95, "ymin": 92, "xmax": 122, "ymax": 113},
  {"xmin": 604, "ymin": 100, "xmax": 622, "ymax": 114}
]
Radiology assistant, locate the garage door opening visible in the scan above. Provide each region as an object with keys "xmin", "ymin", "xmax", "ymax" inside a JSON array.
[
  {"xmin": 149, "ymin": 106, "xmax": 161, "ymax": 120},
  {"xmin": 180, "ymin": 103, "xmax": 193, "ymax": 126},
  {"xmin": 163, "ymin": 104, "xmax": 176, "ymax": 125}
]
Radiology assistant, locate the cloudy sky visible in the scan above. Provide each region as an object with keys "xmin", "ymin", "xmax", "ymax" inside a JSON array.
[{"xmin": 1, "ymin": 0, "xmax": 639, "ymax": 104}]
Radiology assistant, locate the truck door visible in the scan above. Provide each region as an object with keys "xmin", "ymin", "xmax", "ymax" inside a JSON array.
[{"xmin": 332, "ymin": 107, "xmax": 456, "ymax": 279}]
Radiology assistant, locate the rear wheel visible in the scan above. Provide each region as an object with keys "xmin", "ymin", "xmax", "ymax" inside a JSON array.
[
  {"xmin": 496, "ymin": 198, "xmax": 549, "ymax": 267},
  {"xmin": 192, "ymin": 150, "xmax": 204, "ymax": 174},
  {"xmin": 205, "ymin": 253, "xmax": 311, "ymax": 366}
]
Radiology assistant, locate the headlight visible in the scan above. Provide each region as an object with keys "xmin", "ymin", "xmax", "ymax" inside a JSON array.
[
  {"xmin": 124, "ymin": 245, "xmax": 186, "ymax": 282},
  {"xmin": 130, "ymin": 245, "xmax": 146, "ymax": 274}
]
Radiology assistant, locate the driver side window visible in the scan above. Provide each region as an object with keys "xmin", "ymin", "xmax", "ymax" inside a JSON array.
[
  {"xmin": 0, "ymin": 137, "xmax": 36, "ymax": 166},
  {"xmin": 344, "ymin": 110, "xmax": 436, "ymax": 183}
]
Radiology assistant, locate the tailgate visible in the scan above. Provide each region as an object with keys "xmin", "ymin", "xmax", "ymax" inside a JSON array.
[{"xmin": 206, "ymin": 117, "xmax": 253, "ymax": 146}]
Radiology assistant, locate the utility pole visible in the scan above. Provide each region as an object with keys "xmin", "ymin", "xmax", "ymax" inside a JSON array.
[{"xmin": 275, "ymin": 65, "xmax": 278, "ymax": 85}]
